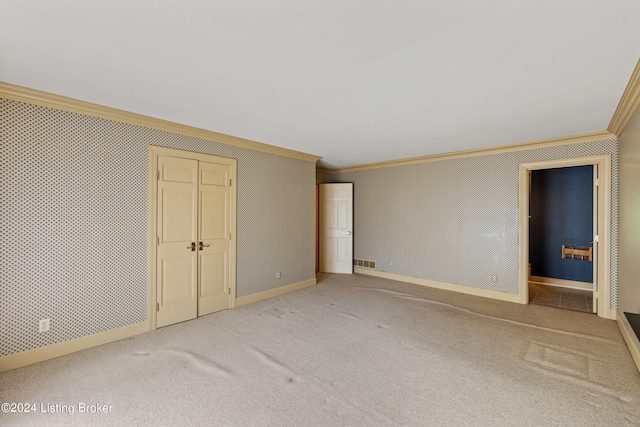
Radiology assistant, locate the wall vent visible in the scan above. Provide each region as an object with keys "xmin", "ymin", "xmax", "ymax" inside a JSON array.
[{"xmin": 354, "ymin": 258, "xmax": 376, "ymax": 269}]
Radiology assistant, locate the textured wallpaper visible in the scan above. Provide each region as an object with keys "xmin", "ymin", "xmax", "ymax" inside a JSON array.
[
  {"xmin": 1, "ymin": 99, "xmax": 315, "ymax": 357},
  {"xmin": 618, "ymin": 108, "xmax": 640, "ymax": 314},
  {"xmin": 334, "ymin": 140, "xmax": 618, "ymax": 307}
]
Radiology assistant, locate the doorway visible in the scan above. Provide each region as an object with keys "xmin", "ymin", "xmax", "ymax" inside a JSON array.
[
  {"xmin": 518, "ymin": 155, "xmax": 612, "ymax": 319},
  {"xmin": 149, "ymin": 146, "xmax": 237, "ymax": 328},
  {"xmin": 528, "ymin": 165, "xmax": 594, "ymax": 313}
]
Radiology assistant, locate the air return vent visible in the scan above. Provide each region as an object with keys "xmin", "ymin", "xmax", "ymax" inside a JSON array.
[{"xmin": 354, "ymin": 258, "xmax": 376, "ymax": 269}]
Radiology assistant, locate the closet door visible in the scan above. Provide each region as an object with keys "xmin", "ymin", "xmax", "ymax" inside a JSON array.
[
  {"xmin": 198, "ymin": 161, "xmax": 231, "ymax": 316},
  {"xmin": 156, "ymin": 155, "xmax": 198, "ymax": 327}
]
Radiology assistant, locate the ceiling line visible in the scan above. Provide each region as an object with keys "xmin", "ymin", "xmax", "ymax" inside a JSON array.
[
  {"xmin": 322, "ymin": 130, "xmax": 616, "ymax": 174},
  {"xmin": 0, "ymin": 81, "xmax": 322, "ymax": 163}
]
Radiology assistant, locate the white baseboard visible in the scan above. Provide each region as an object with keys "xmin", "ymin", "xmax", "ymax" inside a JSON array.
[
  {"xmin": 236, "ymin": 278, "xmax": 317, "ymax": 307},
  {"xmin": 355, "ymin": 268, "xmax": 523, "ymax": 304},
  {"xmin": 529, "ymin": 275, "xmax": 592, "ymax": 290},
  {"xmin": 616, "ymin": 310, "xmax": 640, "ymax": 374},
  {"xmin": 0, "ymin": 321, "xmax": 151, "ymax": 373}
]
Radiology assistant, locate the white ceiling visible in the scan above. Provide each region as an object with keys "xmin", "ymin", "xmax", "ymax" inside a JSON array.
[{"xmin": 2, "ymin": 1, "xmax": 639, "ymax": 168}]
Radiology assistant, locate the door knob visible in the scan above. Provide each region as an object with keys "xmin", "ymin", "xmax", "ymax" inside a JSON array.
[
  {"xmin": 199, "ymin": 242, "xmax": 210, "ymax": 250},
  {"xmin": 187, "ymin": 242, "xmax": 196, "ymax": 251}
]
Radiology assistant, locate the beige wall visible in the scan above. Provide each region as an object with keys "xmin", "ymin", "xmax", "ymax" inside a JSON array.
[
  {"xmin": 316, "ymin": 169, "xmax": 333, "ymax": 184},
  {"xmin": 618, "ymin": 106, "xmax": 640, "ymax": 314}
]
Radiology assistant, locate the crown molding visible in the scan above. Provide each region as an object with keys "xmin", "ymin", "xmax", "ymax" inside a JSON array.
[
  {"xmin": 0, "ymin": 81, "xmax": 321, "ymax": 163},
  {"xmin": 324, "ymin": 130, "xmax": 616, "ymax": 174},
  {"xmin": 608, "ymin": 58, "xmax": 640, "ymax": 136}
]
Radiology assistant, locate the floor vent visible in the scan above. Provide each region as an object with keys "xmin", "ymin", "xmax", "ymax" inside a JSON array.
[{"xmin": 354, "ymin": 258, "xmax": 376, "ymax": 269}]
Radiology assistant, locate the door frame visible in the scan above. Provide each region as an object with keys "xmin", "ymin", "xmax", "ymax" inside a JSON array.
[
  {"xmin": 518, "ymin": 154, "xmax": 612, "ymax": 319},
  {"xmin": 148, "ymin": 146, "xmax": 237, "ymax": 330}
]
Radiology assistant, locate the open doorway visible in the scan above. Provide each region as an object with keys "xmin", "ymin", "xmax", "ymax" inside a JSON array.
[
  {"xmin": 518, "ymin": 155, "xmax": 613, "ymax": 319},
  {"xmin": 528, "ymin": 165, "xmax": 594, "ymax": 313}
]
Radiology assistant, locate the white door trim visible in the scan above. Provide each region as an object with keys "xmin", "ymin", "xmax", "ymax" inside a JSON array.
[
  {"xmin": 518, "ymin": 154, "xmax": 612, "ymax": 319},
  {"xmin": 148, "ymin": 146, "xmax": 237, "ymax": 330}
]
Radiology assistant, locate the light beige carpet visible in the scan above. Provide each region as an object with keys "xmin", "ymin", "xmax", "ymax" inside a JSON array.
[{"xmin": 1, "ymin": 273, "xmax": 639, "ymax": 426}]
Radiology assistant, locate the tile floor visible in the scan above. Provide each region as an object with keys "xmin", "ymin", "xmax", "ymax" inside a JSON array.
[{"xmin": 529, "ymin": 282, "xmax": 593, "ymax": 313}]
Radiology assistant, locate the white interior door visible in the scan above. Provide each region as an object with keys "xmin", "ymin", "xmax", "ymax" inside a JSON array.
[
  {"xmin": 157, "ymin": 155, "xmax": 198, "ymax": 327},
  {"xmin": 198, "ymin": 161, "xmax": 231, "ymax": 316},
  {"xmin": 319, "ymin": 183, "xmax": 353, "ymax": 274}
]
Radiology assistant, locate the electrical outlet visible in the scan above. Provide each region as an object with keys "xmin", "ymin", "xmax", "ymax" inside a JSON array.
[
  {"xmin": 389, "ymin": 261, "xmax": 393, "ymax": 266},
  {"xmin": 491, "ymin": 274, "xmax": 498, "ymax": 282},
  {"xmin": 38, "ymin": 318, "xmax": 50, "ymax": 333},
  {"xmin": 276, "ymin": 271, "xmax": 281, "ymax": 279}
]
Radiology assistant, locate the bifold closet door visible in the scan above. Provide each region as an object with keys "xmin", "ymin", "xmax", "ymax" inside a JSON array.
[{"xmin": 156, "ymin": 155, "xmax": 232, "ymax": 328}]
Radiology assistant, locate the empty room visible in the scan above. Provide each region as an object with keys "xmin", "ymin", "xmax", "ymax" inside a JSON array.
[{"xmin": 2, "ymin": 2, "xmax": 640, "ymax": 426}]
